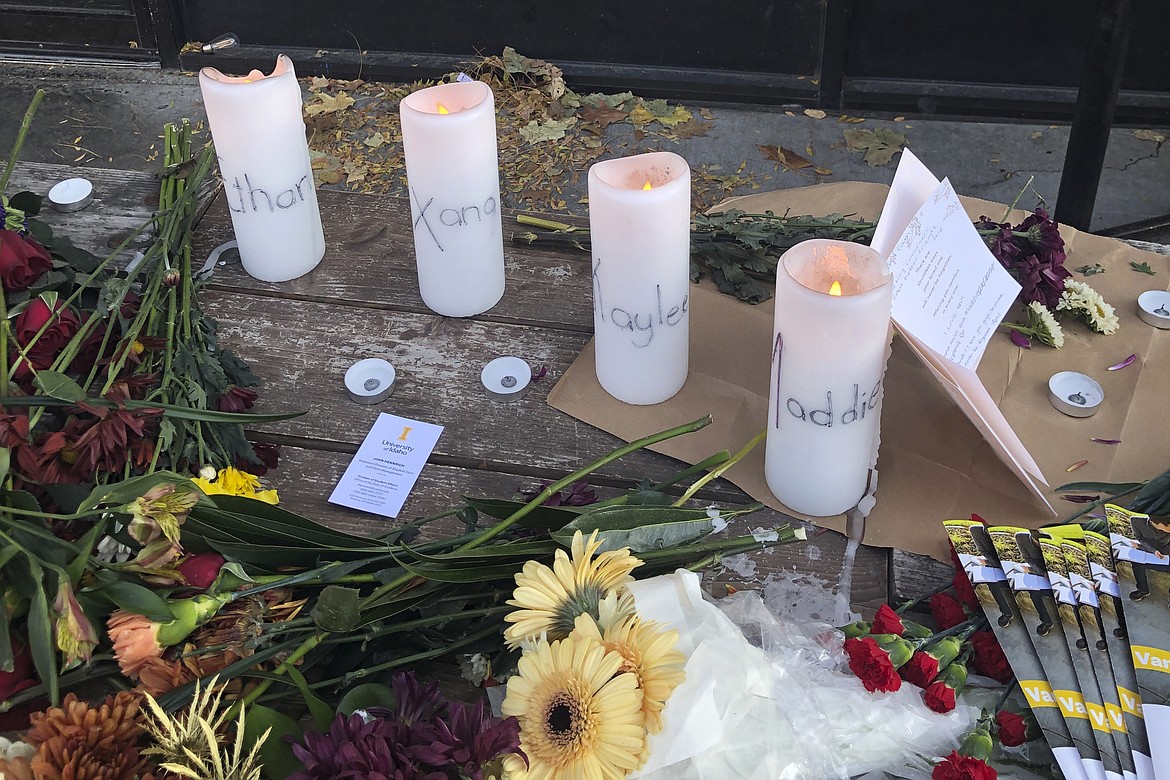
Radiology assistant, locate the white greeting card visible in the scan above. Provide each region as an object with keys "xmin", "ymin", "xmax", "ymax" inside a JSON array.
[
  {"xmin": 329, "ymin": 413, "xmax": 444, "ymax": 518},
  {"xmin": 873, "ymin": 149, "xmax": 1052, "ymax": 511}
]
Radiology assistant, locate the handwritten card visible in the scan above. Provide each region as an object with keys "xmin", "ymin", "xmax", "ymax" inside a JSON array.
[
  {"xmin": 329, "ymin": 413, "xmax": 444, "ymax": 518},
  {"xmin": 873, "ymin": 150, "xmax": 1052, "ymax": 511}
]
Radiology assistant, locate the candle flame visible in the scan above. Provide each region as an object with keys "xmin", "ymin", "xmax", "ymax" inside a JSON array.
[
  {"xmin": 828, "ymin": 280, "xmax": 843, "ymax": 296},
  {"xmin": 437, "ymin": 103, "xmax": 450, "ymax": 115},
  {"xmin": 642, "ymin": 180, "xmax": 653, "ymax": 191}
]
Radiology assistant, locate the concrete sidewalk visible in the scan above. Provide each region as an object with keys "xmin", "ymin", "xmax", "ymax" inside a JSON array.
[{"xmin": 1, "ymin": 60, "xmax": 1167, "ymax": 239}]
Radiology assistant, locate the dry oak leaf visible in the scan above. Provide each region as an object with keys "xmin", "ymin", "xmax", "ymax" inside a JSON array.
[
  {"xmin": 757, "ymin": 144, "xmax": 832, "ymax": 175},
  {"xmin": 363, "ymin": 132, "xmax": 387, "ymax": 149},
  {"xmin": 843, "ymin": 127, "xmax": 906, "ymax": 167},
  {"xmin": 668, "ymin": 119, "xmax": 713, "ymax": 139},
  {"xmin": 305, "ymin": 91, "xmax": 355, "ymax": 117},
  {"xmin": 1134, "ymin": 129, "xmax": 1166, "ymax": 143},
  {"xmin": 579, "ymin": 104, "xmax": 629, "ymax": 129},
  {"xmin": 519, "ymin": 117, "xmax": 577, "ymax": 144}
]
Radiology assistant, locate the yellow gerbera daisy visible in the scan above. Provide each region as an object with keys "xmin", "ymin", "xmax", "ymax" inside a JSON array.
[
  {"xmin": 192, "ymin": 467, "xmax": 278, "ymax": 505},
  {"xmin": 502, "ymin": 633, "xmax": 645, "ymax": 780},
  {"xmin": 572, "ymin": 613, "xmax": 685, "ymax": 736},
  {"xmin": 504, "ymin": 531, "xmax": 641, "ymax": 649}
]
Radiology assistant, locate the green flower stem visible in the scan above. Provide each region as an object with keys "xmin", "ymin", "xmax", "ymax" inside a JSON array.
[
  {"xmin": 894, "ymin": 579, "xmax": 955, "ymax": 614},
  {"xmin": 0, "ymin": 657, "xmax": 119, "ymax": 712},
  {"xmin": 588, "ymin": 451, "xmax": 732, "ymax": 509},
  {"xmin": 1061, "ymin": 484, "xmax": 1145, "ymax": 523},
  {"xmin": 637, "ymin": 528, "xmax": 796, "ymax": 563},
  {"xmin": 227, "ymin": 632, "xmax": 323, "ymax": 718},
  {"xmin": 0, "ymin": 89, "xmax": 45, "ymax": 194},
  {"xmin": 319, "ymin": 605, "xmax": 511, "ymax": 647},
  {"xmin": 673, "ymin": 429, "xmax": 764, "ymax": 506},
  {"xmin": 326, "ymin": 623, "xmax": 502, "ymax": 689}
]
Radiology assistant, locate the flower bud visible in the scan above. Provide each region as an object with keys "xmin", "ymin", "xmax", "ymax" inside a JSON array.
[
  {"xmin": 872, "ymin": 634, "xmax": 914, "ymax": 668},
  {"xmin": 959, "ymin": 726, "xmax": 995, "ymax": 761},
  {"xmin": 156, "ymin": 592, "xmax": 231, "ymax": 647},
  {"xmin": 163, "ymin": 269, "xmax": 181, "ymax": 287},
  {"xmin": 840, "ymin": 620, "xmax": 870, "ymax": 639}
]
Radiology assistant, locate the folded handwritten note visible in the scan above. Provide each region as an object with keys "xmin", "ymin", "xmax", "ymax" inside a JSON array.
[{"xmin": 873, "ymin": 150, "xmax": 1052, "ymax": 511}]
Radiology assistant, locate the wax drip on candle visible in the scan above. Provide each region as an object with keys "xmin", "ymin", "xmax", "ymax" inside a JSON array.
[
  {"xmin": 642, "ymin": 180, "xmax": 653, "ymax": 190},
  {"xmin": 828, "ymin": 280, "xmax": 843, "ymax": 296},
  {"xmin": 437, "ymin": 103, "xmax": 450, "ymax": 114}
]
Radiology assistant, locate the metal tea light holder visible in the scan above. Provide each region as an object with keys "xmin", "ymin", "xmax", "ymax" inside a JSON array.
[
  {"xmin": 481, "ymin": 356, "xmax": 531, "ymax": 402},
  {"xmin": 344, "ymin": 358, "xmax": 397, "ymax": 404},
  {"xmin": 1137, "ymin": 290, "xmax": 1170, "ymax": 329},
  {"xmin": 1047, "ymin": 371, "xmax": 1103, "ymax": 418},
  {"xmin": 47, "ymin": 178, "xmax": 94, "ymax": 212}
]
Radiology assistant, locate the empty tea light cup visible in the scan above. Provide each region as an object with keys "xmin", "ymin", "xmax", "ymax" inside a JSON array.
[
  {"xmin": 1048, "ymin": 371, "xmax": 1103, "ymax": 418},
  {"xmin": 1137, "ymin": 290, "xmax": 1170, "ymax": 329},
  {"xmin": 48, "ymin": 178, "xmax": 94, "ymax": 212},
  {"xmin": 481, "ymin": 356, "xmax": 531, "ymax": 402},
  {"xmin": 344, "ymin": 358, "xmax": 397, "ymax": 404}
]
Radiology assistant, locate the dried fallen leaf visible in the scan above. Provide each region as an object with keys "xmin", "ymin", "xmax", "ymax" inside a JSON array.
[
  {"xmin": 1134, "ymin": 129, "xmax": 1166, "ymax": 143},
  {"xmin": 308, "ymin": 149, "xmax": 343, "ymax": 186},
  {"xmin": 304, "ymin": 91, "xmax": 355, "ymax": 117},
  {"xmin": 519, "ymin": 117, "xmax": 577, "ymax": 144},
  {"xmin": 843, "ymin": 127, "xmax": 906, "ymax": 167},
  {"xmin": 578, "ymin": 104, "xmax": 628, "ymax": 129},
  {"xmin": 803, "ymin": 109, "xmax": 827, "ymax": 119},
  {"xmin": 627, "ymin": 104, "xmax": 656, "ymax": 127},
  {"xmin": 893, "ymin": 116, "xmax": 905, "ymax": 122},
  {"xmin": 665, "ymin": 119, "xmax": 712, "ymax": 140},
  {"xmin": 837, "ymin": 115, "xmax": 866, "ymax": 124},
  {"xmin": 1066, "ymin": 459, "xmax": 1088, "ymax": 472},
  {"xmin": 1030, "ymin": 131, "xmax": 1043, "ymax": 139},
  {"xmin": 757, "ymin": 144, "xmax": 831, "ymax": 177},
  {"xmin": 310, "ymin": 76, "xmax": 330, "ymax": 91},
  {"xmin": 363, "ymin": 132, "xmax": 387, "ymax": 149},
  {"xmin": 699, "ymin": 107, "xmax": 715, "ymax": 120}
]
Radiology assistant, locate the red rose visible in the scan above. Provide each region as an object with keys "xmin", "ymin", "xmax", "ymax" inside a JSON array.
[
  {"xmin": 932, "ymin": 751, "xmax": 998, "ymax": 780},
  {"xmin": 11, "ymin": 298, "xmax": 80, "ymax": 378},
  {"xmin": 844, "ymin": 636, "xmax": 902, "ymax": 693},
  {"xmin": 871, "ymin": 603, "xmax": 905, "ymax": 636},
  {"xmin": 930, "ymin": 592, "xmax": 968, "ymax": 630},
  {"xmin": 901, "ymin": 650, "xmax": 942, "ymax": 688},
  {"xmin": 924, "ymin": 679, "xmax": 957, "ymax": 712},
  {"xmin": 0, "ymin": 635, "xmax": 36, "ymax": 701},
  {"xmin": 995, "ymin": 710, "xmax": 1028, "ymax": 746},
  {"xmin": 0, "ymin": 229, "xmax": 52, "ymax": 292},
  {"xmin": 177, "ymin": 552, "xmax": 226, "ymax": 590},
  {"xmin": 969, "ymin": 631, "xmax": 1013, "ymax": 683}
]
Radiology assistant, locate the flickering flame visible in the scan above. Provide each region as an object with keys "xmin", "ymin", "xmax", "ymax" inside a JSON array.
[
  {"xmin": 828, "ymin": 280, "xmax": 843, "ymax": 296},
  {"xmin": 437, "ymin": 103, "xmax": 450, "ymax": 115},
  {"xmin": 642, "ymin": 180, "xmax": 653, "ymax": 190}
]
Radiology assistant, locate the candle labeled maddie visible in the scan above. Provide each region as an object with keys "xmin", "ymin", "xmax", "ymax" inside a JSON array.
[
  {"xmin": 765, "ymin": 239, "xmax": 893, "ymax": 517},
  {"xmin": 588, "ymin": 151, "xmax": 691, "ymax": 405},
  {"xmin": 199, "ymin": 55, "xmax": 325, "ymax": 282},
  {"xmin": 399, "ymin": 80, "xmax": 505, "ymax": 317}
]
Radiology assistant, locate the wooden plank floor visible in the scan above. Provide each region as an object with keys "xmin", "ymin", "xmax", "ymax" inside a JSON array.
[{"xmin": 12, "ymin": 161, "xmax": 905, "ymax": 612}]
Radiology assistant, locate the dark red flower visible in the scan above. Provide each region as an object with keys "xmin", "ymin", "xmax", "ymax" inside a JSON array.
[
  {"xmin": 924, "ymin": 678, "xmax": 957, "ymax": 712},
  {"xmin": 237, "ymin": 441, "xmax": 281, "ymax": 476},
  {"xmin": 217, "ymin": 385, "xmax": 258, "ymax": 412},
  {"xmin": 0, "ymin": 229, "xmax": 52, "ymax": 291},
  {"xmin": 995, "ymin": 710, "xmax": 1029, "ymax": 747},
  {"xmin": 901, "ymin": 651, "xmax": 942, "ymax": 688},
  {"xmin": 11, "ymin": 297, "xmax": 80, "ymax": 378},
  {"xmin": 518, "ymin": 480, "xmax": 598, "ymax": 507},
  {"xmin": 932, "ymin": 750, "xmax": 998, "ymax": 780},
  {"xmin": 930, "ymin": 592, "xmax": 968, "ymax": 630},
  {"xmin": 0, "ymin": 634, "xmax": 39, "ymax": 731},
  {"xmin": 844, "ymin": 636, "xmax": 902, "ymax": 693},
  {"xmin": 177, "ymin": 552, "xmax": 225, "ymax": 590},
  {"xmin": 871, "ymin": 604, "xmax": 905, "ymax": 636},
  {"xmin": 977, "ymin": 208, "xmax": 1068, "ymax": 309},
  {"xmin": 969, "ymin": 631, "xmax": 1013, "ymax": 683}
]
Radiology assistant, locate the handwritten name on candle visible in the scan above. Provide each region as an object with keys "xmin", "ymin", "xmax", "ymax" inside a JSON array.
[
  {"xmin": 772, "ymin": 333, "xmax": 881, "ymax": 427},
  {"xmin": 410, "ymin": 187, "xmax": 498, "ymax": 252},
  {"xmin": 226, "ymin": 171, "xmax": 312, "ymax": 215},
  {"xmin": 592, "ymin": 258, "xmax": 689, "ymax": 347}
]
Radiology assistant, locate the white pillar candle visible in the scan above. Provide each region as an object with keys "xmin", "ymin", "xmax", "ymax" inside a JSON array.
[
  {"xmin": 765, "ymin": 239, "xmax": 893, "ymax": 516},
  {"xmin": 588, "ymin": 151, "xmax": 691, "ymax": 405},
  {"xmin": 399, "ymin": 81, "xmax": 505, "ymax": 317},
  {"xmin": 199, "ymin": 55, "xmax": 325, "ymax": 283}
]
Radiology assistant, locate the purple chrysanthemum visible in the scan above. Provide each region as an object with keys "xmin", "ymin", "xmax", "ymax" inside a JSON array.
[
  {"xmin": 289, "ymin": 713, "xmax": 419, "ymax": 780},
  {"xmin": 977, "ymin": 207, "xmax": 1069, "ymax": 308}
]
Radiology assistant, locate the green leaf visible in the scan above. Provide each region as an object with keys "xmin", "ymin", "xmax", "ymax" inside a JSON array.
[
  {"xmin": 243, "ymin": 704, "xmax": 303, "ymax": 780},
  {"xmin": 552, "ymin": 505, "xmax": 717, "ymax": 552},
  {"xmin": 32, "ymin": 371, "xmax": 85, "ymax": 402},
  {"xmin": 463, "ymin": 496, "xmax": 586, "ymax": 529},
  {"xmin": 400, "ymin": 539, "xmax": 556, "ymax": 564},
  {"xmin": 25, "ymin": 559, "xmax": 59, "ymax": 704},
  {"xmin": 285, "ymin": 664, "xmax": 336, "ymax": 730},
  {"xmin": 311, "ymin": 586, "xmax": 362, "ymax": 633},
  {"xmin": 1055, "ymin": 481, "xmax": 1145, "ymax": 494},
  {"xmin": 388, "ymin": 548, "xmax": 530, "ymax": 584},
  {"xmin": 337, "ymin": 682, "xmax": 397, "ymax": 716},
  {"xmin": 1132, "ymin": 468, "xmax": 1170, "ymax": 514},
  {"xmin": 93, "ymin": 579, "xmax": 174, "ymax": 621},
  {"xmin": 0, "ymin": 447, "xmax": 7, "ymax": 489},
  {"xmin": 1130, "ymin": 261, "xmax": 1156, "ymax": 276},
  {"xmin": 0, "ymin": 603, "xmax": 13, "ymax": 673},
  {"xmin": 193, "ymin": 496, "xmax": 379, "ymax": 547},
  {"xmin": 8, "ymin": 191, "xmax": 42, "ymax": 216},
  {"xmin": 0, "ymin": 395, "xmax": 304, "ymax": 423}
]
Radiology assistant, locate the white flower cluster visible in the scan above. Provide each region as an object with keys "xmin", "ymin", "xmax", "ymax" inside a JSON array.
[
  {"xmin": 1057, "ymin": 279, "xmax": 1120, "ymax": 335},
  {"xmin": 1026, "ymin": 302, "xmax": 1065, "ymax": 348}
]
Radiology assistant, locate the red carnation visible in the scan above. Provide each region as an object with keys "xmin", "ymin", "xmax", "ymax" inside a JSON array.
[
  {"xmin": 177, "ymin": 552, "xmax": 226, "ymax": 590},
  {"xmin": 969, "ymin": 631, "xmax": 1013, "ymax": 683},
  {"xmin": 949, "ymin": 544, "xmax": 981, "ymax": 610},
  {"xmin": 924, "ymin": 679, "xmax": 957, "ymax": 712},
  {"xmin": 0, "ymin": 229, "xmax": 53, "ymax": 291},
  {"xmin": 902, "ymin": 650, "xmax": 942, "ymax": 688},
  {"xmin": 871, "ymin": 604, "xmax": 906, "ymax": 636},
  {"xmin": 844, "ymin": 636, "xmax": 902, "ymax": 693},
  {"xmin": 995, "ymin": 710, "xmax": 1028, "ymax": 747},
  {"xmin": 930, "ymin": 592, "xmax": 968, "ymax": 630},
  {"xmin": 11, "ymin": 297, "xmax": 80, "ymax": 378},
  {"xmin": 932, "ymin": 751, "xmax": 997, "ymax": 780}
]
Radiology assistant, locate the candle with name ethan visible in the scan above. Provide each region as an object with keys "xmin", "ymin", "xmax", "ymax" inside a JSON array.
[
  {"xmin": 399, "ymin": 80, "xmax": 505, "ymax": 317},
  {"xmin": 199, "ymin": 55, "xmax": 325, "ymax": 282},
  {"xmin": 588, "ymin": 151, "xmax": 690, "ymax": 405},
  {"xmin": 765, "ymin": 239, "xmax": 892, "ymax": 516}
]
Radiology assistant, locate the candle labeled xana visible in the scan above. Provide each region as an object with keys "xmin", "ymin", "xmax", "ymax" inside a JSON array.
[
  {"xmin": 765, "ymin": 239, "xmax": 893, "ymax": 516},
  {"xmin": 199, "ymin": 55, "xmax": 325, "ymax": 282}
]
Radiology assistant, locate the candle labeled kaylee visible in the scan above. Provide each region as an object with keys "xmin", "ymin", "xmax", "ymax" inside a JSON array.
[
  {"xmin": 399, "ymin": 80, "xmax": 505, "ymax": 317},
  {"xmin": 199, "ymin": 55, "xmax": 325, "ymax": 282},
  {"xmin": 588, "ymin": 151, "xmax": 691, "ymax": 405},
  {"xmin": 765, "ymin": 239, "xmax": 893, "ymax": 516}
]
